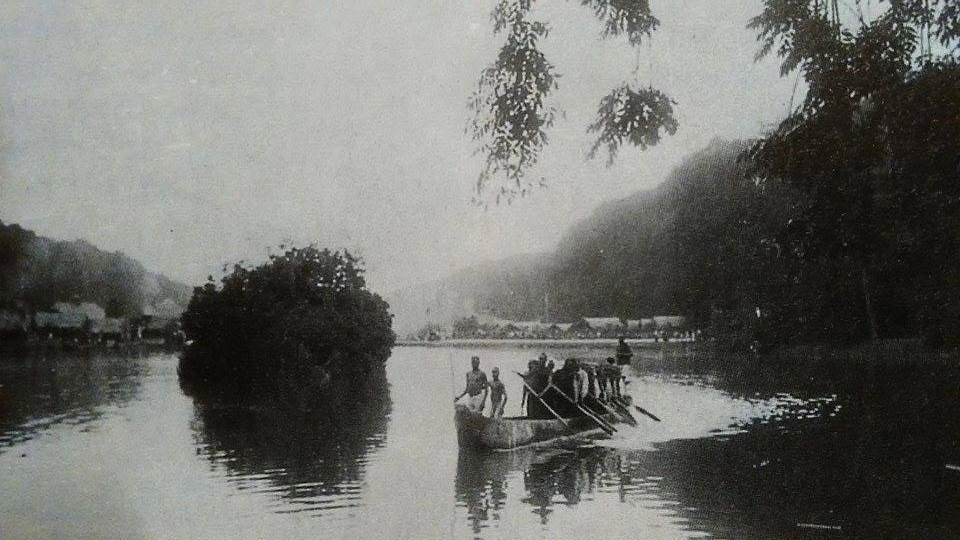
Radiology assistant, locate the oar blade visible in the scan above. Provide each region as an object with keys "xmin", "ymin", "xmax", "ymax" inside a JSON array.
[{"xmin": 634, "ymin": 405, "xmax": 662, "ymax": 422}]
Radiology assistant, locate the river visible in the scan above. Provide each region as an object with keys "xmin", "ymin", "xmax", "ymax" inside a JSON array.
[{"xmin": 2, "ymin": 345, "xmax": 959, "ymax": 539}]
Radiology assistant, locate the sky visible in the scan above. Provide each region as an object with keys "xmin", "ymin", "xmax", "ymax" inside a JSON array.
[{"xmin": 0, "ymin": 1, "xmax": 798, "ymax": 294}]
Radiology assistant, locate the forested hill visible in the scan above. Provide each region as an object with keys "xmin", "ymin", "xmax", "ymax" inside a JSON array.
[
  {"xmin": 391, "ymin": 139, "xmax": 771, "ymax": 335},
  {"xmin": 479, "ymin": 139, "xmax": 771, "ymax": 325},
  {"xmin": 0, "ymin": 222, "xmax": 192, "ymax": 317}
]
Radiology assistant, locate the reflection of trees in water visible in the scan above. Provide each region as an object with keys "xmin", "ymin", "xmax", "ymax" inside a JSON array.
[
  {"xmin": 455, "ymin": 446, "xmax": 633, "ymax": 531},
  {"xmin": 190, "ymin": 370, "xmax": 391, "ymax": 515},
  {"xmin": 0, "ymin": 353, "xmax": 145, "ymax": 450}
]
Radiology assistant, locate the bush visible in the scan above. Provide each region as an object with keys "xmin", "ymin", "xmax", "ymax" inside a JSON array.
[{"xmin": 178, "ymin": 246, "xmax": 394, "ymax": 402}]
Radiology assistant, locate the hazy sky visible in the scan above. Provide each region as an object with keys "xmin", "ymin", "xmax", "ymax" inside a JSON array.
[{"xmin": 0, "ymin": 1, "xmax": 796, "ymax": 293}]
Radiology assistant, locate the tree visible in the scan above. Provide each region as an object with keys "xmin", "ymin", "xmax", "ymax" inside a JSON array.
[
  {"xmin": 179, "ymin": 246, "xmax": 395, "ymax": 400},
  {"xmin": 569, "ymin": 317, "xmax": 592, "ymax": 336},
  {"xmin": 748, "ymin": 0, "xmax": 960, "ymax": 342},
  {"xmin": 452, "ymin": 315, "xmax": 481, "ymax": 338},
  {"xmin": 469, "ymin": 0, "xmax": 678, "ymax": 203}
]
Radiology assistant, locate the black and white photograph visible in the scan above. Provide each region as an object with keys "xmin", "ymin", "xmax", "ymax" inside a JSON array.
[{"xmin": 2, "ymin": 1, "xmax": 960, "ymax": 538}]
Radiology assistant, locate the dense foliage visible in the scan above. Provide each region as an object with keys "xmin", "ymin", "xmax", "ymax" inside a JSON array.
[
  {"xmin": 466, "ymin": 140, "xmax": 791, "ymax": 331},
  {"xmin": 470, "ymin": 0, "xmax": 677, "ymax": 202},
  {"xmin": 749, "ymin": 0, "xmax": 960, "ymax": 345},
  {"xmin": 179, "ymin": 247, "xmax": 395, "ymax": 400},
  {"xmin": 0, "ymin": 221, "xmax": 190, "ymax": 316}
]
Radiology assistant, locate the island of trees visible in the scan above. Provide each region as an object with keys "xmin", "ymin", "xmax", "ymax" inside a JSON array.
[{"xmin": 178, "ymin": 246, "xmax": 395, "ymax": 403}]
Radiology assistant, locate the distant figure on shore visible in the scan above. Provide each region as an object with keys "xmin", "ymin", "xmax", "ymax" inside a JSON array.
[
  {"xmin": 616, "ymin": 337, "xmax": 633, "ymax": 366},
  {"xmin": 454, "ymin": 356, "xmax": 488, "ymax": 412},
  {"xmin": 488, "ymin": 367, "xmax": 507, "ymax": 418}
]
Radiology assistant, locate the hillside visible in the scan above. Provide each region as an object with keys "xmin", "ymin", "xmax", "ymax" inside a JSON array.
[
  {"xmin": 389, "ymin": 139, "xmax": 787, "ymax": 335},
  {"xmin": 0, "ymin": 222, "xmax": 192, "ymax": 317}
]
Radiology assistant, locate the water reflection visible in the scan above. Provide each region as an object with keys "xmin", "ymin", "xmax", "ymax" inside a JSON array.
[
  {"xmin": 455, "ymin": 445, "xmax": 674, "ymax": 536},
  {"xmin": 189, "ymin": 372, "xmax": 392, "ymax": 516},
  {"xmin": 450, "ymin": 359, "xmax": 960, "ymax": 540},
  {"xmin": 455, "ymin": 450, "xmax": 509, "ymax": 533},
  {"xmin": 449, "ymin": 385, "xmax": 904, "ymax": 539},
  {"xmin": 4, "ymin": 345, "xmax": 960, "ymax": 539},
  {"xmin": 0, "ymin": 353, "xmax": 145, "ymax": 450}
]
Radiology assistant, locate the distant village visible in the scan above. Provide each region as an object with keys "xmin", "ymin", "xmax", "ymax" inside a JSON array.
[
  {"xmin": 0, "ymin": 299, "xmax": 186, "ymax": 351},
  {"xmin": 411, "ymin": 314, "xmax": 694, "ymax": 342}
]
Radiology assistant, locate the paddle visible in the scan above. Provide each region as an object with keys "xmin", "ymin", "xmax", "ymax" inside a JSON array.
[
  {"xmin": 514, "ymin": 373, "xmax": 574, "ymax": 433},
  {"xmin": 545, "ymin": 383, "xmax": 617, "ymax": 435},
  {"xmin": 603, "ymin": 397, "xmax": 638, "ymax": 426},
  {"xmin": 631, "ymin": 402, "xmax": 662, "ymax": 422},
  {"xmin": 594, "ymin": 397, "xmax": 637, "ymax": 427}
]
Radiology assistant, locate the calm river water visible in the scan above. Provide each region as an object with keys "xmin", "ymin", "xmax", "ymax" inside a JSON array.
[{"xmin": 2, "ymin": 345, "xmax": 960, "ymax": 539}]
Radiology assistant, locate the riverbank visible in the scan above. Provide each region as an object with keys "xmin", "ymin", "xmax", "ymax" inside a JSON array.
[
  {"xmin": 399, "ymin": 337, "xmax": 956, "ymax": 363},
  {"xmin": 400, "ymin": 338, "xmax": 960, "ymax": 396},
  {"xmin": 396, "ymin": 337, "xmax": 693, "ymax": 349},
  {"xmin": 0, "ymin": 340, "xmax": 182, "ymax": 359}
]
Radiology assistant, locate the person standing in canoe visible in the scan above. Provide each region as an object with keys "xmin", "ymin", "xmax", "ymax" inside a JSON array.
[
  {"xmin": 488, "ymin": 367, "xmax": 507, "ymax": 418},
  {"xmin": 574, "ymin": 359, "xmax": 588, "ymax": 403},
  {"xmin": 595, "ymin": 360, "xmax": 608, "ymax": 400},
  {"xmin": 454, "ymin": 356, "xmax": 489, "ymax": 413},
  {"xmin": 583, "ymin": 363, "xmax": 598, "ymax": 399},
  {"xmin": 549, "ymin": 359, "xmax": 581, "ymax": 417},
  {"xmin": 616, "ymin": 337, "xmax": 633, "ymax": 366},
  {"xmin": 605, "ymin": 357, "xmax": 623, "ymax": 399},
  {"xmin": 522, "ymin": 359, "xmax": 548, "ymax": 418}
]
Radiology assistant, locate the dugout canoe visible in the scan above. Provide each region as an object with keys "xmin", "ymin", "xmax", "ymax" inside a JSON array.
[{"xmin": 455, "ymin": 398, "xmax": 630, "ymax": 451}]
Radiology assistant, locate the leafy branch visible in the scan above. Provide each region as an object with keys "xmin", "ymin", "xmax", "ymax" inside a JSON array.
[
  {"xmin": 469, "ymin": 0, "xmax": 676, "ymax": 204},
  {"xmin": 587, "ymin": 84, "xmax": 677, "ymax": 165}
]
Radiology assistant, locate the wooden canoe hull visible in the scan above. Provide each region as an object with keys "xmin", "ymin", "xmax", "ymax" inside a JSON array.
[{"xmin": 454, "ymin": 405, "xmax": 623, "ymax": 451}]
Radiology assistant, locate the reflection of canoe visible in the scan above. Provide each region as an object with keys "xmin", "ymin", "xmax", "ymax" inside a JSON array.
[{"xmin": 455, "ymin": 399, "xmax": 629, "ymax": 451}]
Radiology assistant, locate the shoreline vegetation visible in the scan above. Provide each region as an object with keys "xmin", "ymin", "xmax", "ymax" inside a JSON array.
[
  {"xmin": 0, "ymin": 340, "xmax": 182, "ymax": 357},
  {"xmin": 177, "ymin": 246, "xmax": 394, "ymax": 406},
  {"xmin": 396, "ymin": 337, "xmax": 692, "ymax": 348},
  {"xmin": 0, "ymin": 221, "xmax": 191, "ymax": 355},
  {"xmin": 403, "ymin": 134, "xmax": 960, "ymax": 354},
  {"xmin": 398, "ymin": 337, "xmax": 960, "ymax": 380}
]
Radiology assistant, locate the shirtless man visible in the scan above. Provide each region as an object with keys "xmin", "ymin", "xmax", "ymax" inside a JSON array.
[
  {"xmin": 605, "ymin": 357, "xmax": 623, "ymax": 399},
  {"xmin": 454, "ymin": 356, "xmax": 489, "ymax": 412},
  {"xmin": 488, "ymin": 367, "xmax": 507, "ymax": 418}
]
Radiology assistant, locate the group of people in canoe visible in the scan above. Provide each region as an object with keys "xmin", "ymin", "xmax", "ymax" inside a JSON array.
[
  {"xmin": 520, "ymin": 354, "xmax": 624, "ymax": 419},
  {"xmin": 454, "ymin": 343, "xmax": 632, "ymax": 421}
]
